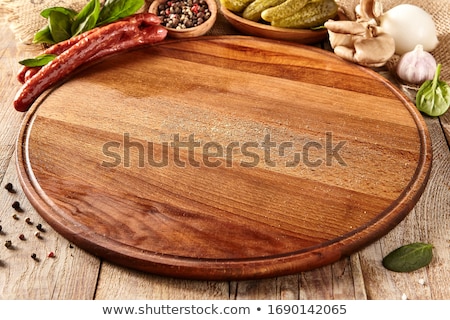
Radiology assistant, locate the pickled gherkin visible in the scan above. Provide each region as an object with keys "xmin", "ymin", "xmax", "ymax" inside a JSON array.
[
  {"xmin": 221, "ymin": 0, "xmax": 255, "ymax": 12},
  {"xmin": 270, "ymin": 0, "xmax": 338, "ymax": 28},
  {"xmin": 242, "ymin": 0, "xmax": 287, "ymax": 22},
  {"xmin": 260, "ymin": 0, "xmax": 309, "ymax": 23}
]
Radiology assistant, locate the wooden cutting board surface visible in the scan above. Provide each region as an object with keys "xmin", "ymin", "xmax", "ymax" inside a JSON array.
[{"xmin": 17, "ymin": 36, "xmax": 432, "ymax": 280}]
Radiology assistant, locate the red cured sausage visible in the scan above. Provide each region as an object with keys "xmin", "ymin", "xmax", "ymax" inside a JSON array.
[
  {"xmin": 14, "ymin": 14, "xmax": 167, "ymax": 112},
  {"xmin": 16, "ymin": 28, "xmax": 98, "ymax": 84},
  {"xmin": 17, "ymin": 13, "xmax": 162, "ymax": 84},
  {"xmin": 22, "ymin": 29, "xmax": 166, "ymax": 84}
]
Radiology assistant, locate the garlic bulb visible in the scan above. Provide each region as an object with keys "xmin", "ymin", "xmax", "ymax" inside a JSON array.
[
  {"xmin": 396, "ymin": 44, "xmax": 437, "ymax": 85},
  {"xmin": 379, "ymin": 4, "xmax": 439, "ymax": 55}
]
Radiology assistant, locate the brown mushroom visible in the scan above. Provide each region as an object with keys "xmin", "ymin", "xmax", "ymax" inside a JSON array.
[
  {"xmin": 325, "ymin": 0, "xmax": 395, "ymax": 67},
  {"xmin": 357, "ymin": 0, "xmax": 382, "ymax": 22}
]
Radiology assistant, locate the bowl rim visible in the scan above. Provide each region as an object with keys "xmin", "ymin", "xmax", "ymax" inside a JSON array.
[
  {"xmin": 149, "ymin": 0, "xmax": 218, "ymax": 32},
  {"xmin": 220, "ymin": 5, "xmax": 338, "ymax": 35}
]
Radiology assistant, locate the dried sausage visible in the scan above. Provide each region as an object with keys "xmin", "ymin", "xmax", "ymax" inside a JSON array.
[
  {"xmin": 15, "ymin": 13, "xmax": 167, "ymax": 112},
  {"xmin": 14, "ymin": 14, "xmax": 167, "ymax": 111},
  {"xmin": 17, "ymin": 13, "xmax": 163, "ymax": 84}
]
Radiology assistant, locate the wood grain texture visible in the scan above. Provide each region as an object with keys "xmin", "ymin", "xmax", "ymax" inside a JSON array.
[
  {"xmin": 15, "ymin": 36, "xmax": 432, "ymax": 280},
  {"xmin": 95, "ymin": 262, "xmax": 230, "ymax": 299},
  {"xmin": 0, "ymin": 24, "xmax": 25, "ymax": 183}
]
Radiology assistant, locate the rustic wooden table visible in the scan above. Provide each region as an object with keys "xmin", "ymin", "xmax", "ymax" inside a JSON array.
[{"xmin": 1, "ymin": 12, "xmax": 449, "ymax": 300}]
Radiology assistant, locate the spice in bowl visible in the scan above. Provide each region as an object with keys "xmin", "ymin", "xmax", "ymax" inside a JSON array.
[
  {"xmin": 158, "ymin": 0, "xmax": 212, "ymax": 29},
  {"xmin": 150, "ymin": 0, "xmax": 217, "ymax": 38}
]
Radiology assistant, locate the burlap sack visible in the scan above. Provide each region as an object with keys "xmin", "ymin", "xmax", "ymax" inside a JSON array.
[
  {"xmin": 0, "ymin": 0, "xmax": 448, "ymax": 81},
  {"xmin": 0, "ymin": 0, "xmax": 92, "ymax": 44}
]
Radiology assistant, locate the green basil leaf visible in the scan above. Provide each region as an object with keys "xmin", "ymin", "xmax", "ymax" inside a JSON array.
[
  {"xmin": 71, "ymin": 0, "xmax": 101, "ymax": 37},
  {"xmin": 33, "ymin": 8, "xmax": 76, "ymax": 45},
  {"xmin": 31, "ymin": 0, "xmax": 141, "ymax": 46},
  {"xmin": 97, "ymin": 0, "xmax": 144, "ymax": 26},
  {"xmin": 48, "ymin": 10, "xmax": 73, "ymax": 43},
  {"xmin": 33, "ymin": 24, "xmax": 56, "ymax": 45},
  {"xmin": 382, "ymin": 243, "xmax": 433, "ymax": 273},
  {"xmin": 416, "ymin": 64, "xmax": 450, "ymax": 117},
  {"xmin": 40, "ymin": 6, "xmax": 78, "ymax": 19},
  {"xmin": 19, "ymin": 54, "xmax": 57, "ymax": 67}
]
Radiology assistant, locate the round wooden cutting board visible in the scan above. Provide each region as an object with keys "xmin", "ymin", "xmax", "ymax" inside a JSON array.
[{"xmin": 17, "ymin": 36, "xmax": 432, "ymax": 280}]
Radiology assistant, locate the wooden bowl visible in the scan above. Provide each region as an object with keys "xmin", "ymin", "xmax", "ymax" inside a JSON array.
[
  {"xmin": 149, "ymin": 0, "xmax": 217, "ymax": 38},
  {"xmin": 221, "ymin": 6, "xmax": 344, "ymax": 44}
]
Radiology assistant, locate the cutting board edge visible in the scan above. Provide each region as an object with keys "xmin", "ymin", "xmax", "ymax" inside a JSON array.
[{"xmin": 14, "ymin": 36, "xmax": 434, "ymax": 280}]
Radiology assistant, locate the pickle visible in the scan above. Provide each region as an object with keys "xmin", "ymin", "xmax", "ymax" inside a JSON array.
[
  {"xmin": 260, "ymin": 0, "xmax": 309, "ymax": 23},
  {"xmin": 271, "ymin": 0, "xmax": 338, "ymax": 28},
  {"xmin": 242, "ymin": 0, "xmax": 287, "ymax": 22},
  {"xmin": 220, "ymin": 0, "xmax": 256, "ymax": 13}
]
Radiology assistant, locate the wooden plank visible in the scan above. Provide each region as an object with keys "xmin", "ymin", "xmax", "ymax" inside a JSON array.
[
  {"xmin": 95, "ymin": 257, "xmax": 369, "ymax": 299},
  {"xmin": 230, "ymin": 257, "xmax": 367, "ymax": 299},
  {"xmin": 441, "ymin": 111, "xmax": 450, "ymax": 147},
  {"xmin": 95, "ymin": 262, "xmax": 230, "ymax": 299},
  {"xmin": 0, "ymin": 21, "xmax": 26, "ymax": 182}
]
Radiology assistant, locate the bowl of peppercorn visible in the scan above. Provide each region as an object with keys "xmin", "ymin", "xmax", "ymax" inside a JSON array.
[{"xmin": 149, "ymin": 0, "xmax": 217, "ymax": 38}]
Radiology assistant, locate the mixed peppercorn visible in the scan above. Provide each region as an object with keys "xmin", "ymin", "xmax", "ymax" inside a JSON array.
[
  {"xmin": 1, "ymin": 182, "xmax": 58, "ymax": 262},
  {"xmin": 157, "ymin": 0, "xmax": 212, "ymax": 29}
]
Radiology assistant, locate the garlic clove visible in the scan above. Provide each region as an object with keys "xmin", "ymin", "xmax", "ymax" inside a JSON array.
[{"xmin": 396, "ymin": 44, "xmax": 437, "ymax": 85}]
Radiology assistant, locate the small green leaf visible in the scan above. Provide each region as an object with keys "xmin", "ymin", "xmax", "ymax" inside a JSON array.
[
  {"xmin": 34, "ymin": 7, "xmax": 76, "ymax": 45},
  {"xmin": 97, "ymin": 0, "xmax": 144, "ymax": 26},
  {"xmin": 416, "ymin": 64, "xmax": 450, "ymax": 117},
  {"xmin": 382, "ymin": 243, "xmax": 433, "ymax": 273},
  {"xmin": 71, "ymin": 0, "xmax": 101, "ymax": 37},
  {"xmin": 31, "ymin": 0, "xmax": 140, "ymax": 46},
  {"xmin": 48, "ymin": 10, "xmax": 73, "ymax": 43},
  {"xmin": 33, "ymin": 24, "xmax": 56, "ymax": 45},
  {"xmin": 40, "ymin": 6, "xmax": 78, "ymax": 19},
  {"xmin": 19, "ymin": 54, "xmax": 57, "ymax": 67}
]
